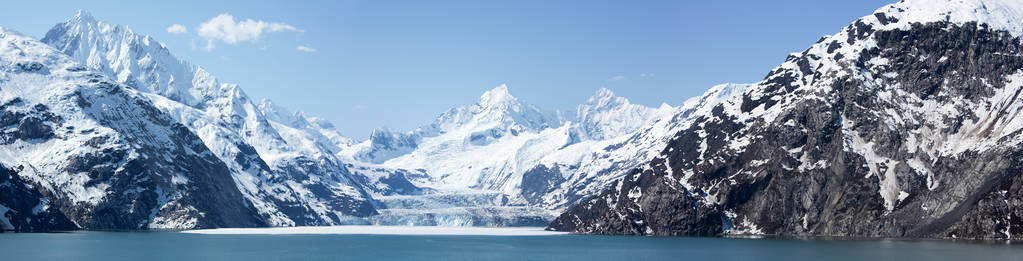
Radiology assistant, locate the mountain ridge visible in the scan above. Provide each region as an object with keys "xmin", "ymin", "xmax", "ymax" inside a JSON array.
[
  {"xmin": 2, "ymin": 10, "xmax": 715, "ymax": 230},
  {"xmin": 548, "ymin": 0, "xmax": 1023, "ymax": 239},
  {"xmin": 0, "ymin": 25, "xmax": 265, "ymax": 229},
  {"xmin": 39, "ymin": 12, "xmax": 379, "ymax": 227},
  {"xmin": 5, "ymin": 0, "xmax": 1020, "ymax": 239}
]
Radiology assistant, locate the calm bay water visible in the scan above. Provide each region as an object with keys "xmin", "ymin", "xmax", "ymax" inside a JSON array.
[{"xmin": 1, "ymin": 232, "xmax": 1021, "ymax": 261}]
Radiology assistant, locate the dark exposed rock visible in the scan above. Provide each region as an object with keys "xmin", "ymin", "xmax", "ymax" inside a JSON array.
[
  {"xmin": 47, "ymin": 99, "xmax": 269, "ymax": 230},
  {"xmin": 378, "ymin": 171, "xmax": 423, "ymax": 196},
  {"xmin": 520, "ymin": 165, "xmax": 567, "ymax": 205},
  {"xmin": 0, "ymin": 164, "xmax": 77, "ymax": 232},
  {"xmin": 943, "ymin": 165, "xmax": 1023, "ymax": 239},
  {"xmin": 548, "ymin": 164, "xmax": 725, "ymax": 236},
  {"xmin": 15, "ymin": 61, "xmax": 45, "ymax": 72},
  {"xmin": 0, "ymin": 62, "xmax": 266, "ymax": 231},
  {"xmin": 550, "ymin": 20, "xmax": 1023, "ymax": 240},
  {"xmin": 349, "ymin": 165, "xmax": 426, "ymax": 197},
  {"xmin": 273, "ymin": 157, "xmax": 379, "ymax": 222}
]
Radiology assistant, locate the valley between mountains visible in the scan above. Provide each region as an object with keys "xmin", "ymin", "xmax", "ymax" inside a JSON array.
[{"xmin": 2, "ymin": 0, "xmax": 1023, "ymax": 240}]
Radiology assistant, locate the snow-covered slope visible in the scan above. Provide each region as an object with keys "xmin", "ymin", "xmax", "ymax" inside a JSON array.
[
  {"xmin": 872, "ymin": 0, "xmax": 1023, "ymax": 36},
  {"xmin": 340, "ymin": 84, "xmax": 563, "ymax": 164},
  {"xmin": 257, "ymin": 98, "xmax": 355, "ymax": 157},
  {"xmin": 41, "ymin": 11, "xmax": 376, "ymax": 227},
  {"xmin": 0, "ymin": 26, "xmax": 264, "ymax": 229},
  {"xmin": 341, "ymin": 127, "xmax": 425, "ymax": 164},
  {"xmin": 378, "ymin": 88, "xmax": 566, "ymax": 191},
  {"xmin": 371, "ymin": 86, "xmax": 669, "ymax": 191},
  {"xmin": 342, "ymin": 83, "xmax": 745, "ymax": 224},
  {"xmin": 551, "ymin": 0, "xmax": 1023, "ymax": 239},
  {"xmin": 576, "ymin": 88, "xmax": 673, "ymax": 140},
  {"xmin": 5, "ymin": 10, "xmax": 751, "ymax": 229},
  {"xmin": 526, "ymin": 83, "xmax": 746, "ymax": 211},
  {"xmin": 433, "ymin": 84, "xmax": 561, "ymax": 135}
]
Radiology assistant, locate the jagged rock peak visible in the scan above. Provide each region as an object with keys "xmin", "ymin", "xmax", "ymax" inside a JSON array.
[
  {"xmin": 369, "ymin": 127, "xmax": 394, "ymax": 140},
  {"xmin": 585, "ymin": 88, "xmax": 629, "ymax": 108},
  {"xmin": 257, "ymin": 98, "xmax": 296, "ymax": 122},
  {"xmin": 42, "ymin": 11, "xmax": 215, "ymax": 108},
  {"xmin": 478, "ymin": 84, "xmax": 517, "ymax": 108},
  {"xmin": 257, "ymin": 98, "xmax": 285, "ymax": 113},
  {"xmin": 257, "ymin": 98, "xmax": 309, "ymax": 118},
  {"xmin": 71, "ymin": 10, "xmax": 96, "ymax": 23}
]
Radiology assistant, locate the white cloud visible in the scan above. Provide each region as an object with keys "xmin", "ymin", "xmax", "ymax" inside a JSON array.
[
  {"xmin": 609, "ymin": 75, "xmax": 626, "ymax": 81},
  {"xmin": 640, "ymin": 73, "xmax": 655, "ymax": 78},
  {"xmin": 166, "ymin": 24, "xmax": 187, "ymax": 34},
  {"xmin": 296, "ymin": 45, "xmax": 317, "ymax": 52},
  {"xmin": 197, "ymin": 13, "xmax": 302, "ymax": 51}
]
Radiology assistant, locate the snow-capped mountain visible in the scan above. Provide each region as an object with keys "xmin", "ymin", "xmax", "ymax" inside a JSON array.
[
  {"xmin": 9, "ymin": 10, "xmax": 697, "ymax": 229},
  {"xmin": 375, "ymin": 85, "xmax": 568, "ymax": 190},
  {"xmin": 257, "ymin": 98, "xmax": 355, "ymax": 157},
  {"xmin": 526, "ymin": 83, "xmax": 746, "ymax": 211},
  {"xmin": 340, "ymin": 82, "xmax": 745, "ymax": 225},
  {"xmin": 40, "ymin": 11, "xmax": 377, "ymax": 227},
  {"xmin": 0, "ymin": 26, "xmax": 264, "ymax": 229},
  {"xmin": 433, "ymin": 84, "xmax": 561, "ymax": 135},
  {"xmin": 576, "ymin": 88, "xmax": 673, "ymax": 140},
  {"xmin": 340, "ymin": 84, "xmax": 563, "ymax": 164},
  {"xmin": 341, "ymin": 127, "xmax": 424, "ymax": 164},
  {"xmin": 550, "ymin": 0, "xmax": 1023, "ymax": 239},
  {"xmin": 20, "ymin": 0, "xmax": 1022, "ymax": 238}
]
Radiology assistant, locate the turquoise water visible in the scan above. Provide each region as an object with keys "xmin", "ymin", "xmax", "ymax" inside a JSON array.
[{"xmin": 1, "ymin": 232, "xmax": 1021, "ymax": 260}]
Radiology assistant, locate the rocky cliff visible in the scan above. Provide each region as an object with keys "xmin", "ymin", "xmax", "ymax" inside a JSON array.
[{"xmin": 549, "ymin": 0, "xmax": 1023, "ymax": 239}]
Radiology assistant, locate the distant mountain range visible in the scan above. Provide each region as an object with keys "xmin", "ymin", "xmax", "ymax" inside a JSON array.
[
  {"xmin": 1, "ymin": 0, "xmax": 1021, "ymax": 240},
  {"xmin": 0, "ymin": 10, "xmax": 741, "ymax": 230}
]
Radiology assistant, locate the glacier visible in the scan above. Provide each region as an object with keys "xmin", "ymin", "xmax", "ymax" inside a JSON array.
[{"xmin": 0, "ymin": 10, "xmax": 747, "ymax": 229}]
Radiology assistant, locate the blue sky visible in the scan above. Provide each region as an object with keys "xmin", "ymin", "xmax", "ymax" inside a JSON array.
[{"xmin": 1, "ymin": 0, "xmax": 894, "ymax": 139}]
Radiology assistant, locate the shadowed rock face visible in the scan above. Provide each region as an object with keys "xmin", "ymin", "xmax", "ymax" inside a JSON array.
[
  {"xmin": 520, "ymin": 165, "xmax": 567, "ymax": 205},
  {"xmin": 40, "ymin": 12, "xmax": 381, "ymax": 227},
  {"xmin": 0, "ymin": 164, "xmax": 77, "ymax": 232},
  {"xmin": 550, "ymin": 20, "xmax": 1023, "ymax": 239},
  {"xmin": 0, "ymin": 85, "xmax": 268, "ymax": 230},
  {"xmin": 0, "ymin": 26, "xmax": 269, "ymax": 230}
]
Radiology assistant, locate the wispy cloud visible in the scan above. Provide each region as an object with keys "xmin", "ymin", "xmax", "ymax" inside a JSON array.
[
  {"xmin": 608, "ymin": 75, "xmax": 626, "ymax": 81},
  {"xmin": 197, "ymin": 13, "xmax": 302, "ymax": 51},
  {"xmin": 640, "ymin": 73, "xmax": 655, "ymax": 78},
  {"xmin": 296, "ymin": 45, "xmax": 317, "ymax": 52},
  {"xmin": 166, "ymin": 24, "xmax": 187, "ymax": 34}
]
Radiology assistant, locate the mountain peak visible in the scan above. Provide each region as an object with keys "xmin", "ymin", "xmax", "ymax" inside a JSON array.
[
  {"xmin": 42, "ymin": 11, "xmax": 224, "ymax": 108},
  {"xmin": 369, "ymin": 127, "xmax": 392, "ymax": 139},
  {"xmin": 70, "ymin": 10, "xmax": 96, "ymax": 24},
  {"xmin": 429, "ymin": 84, "xmax": 559, "ymax": 135},
  {"xmin": 257, "ymin": 98, "xmax": 289, "ymax": 117},
  {"xmin": 585, "ymin": 88, "xmax": 629, "ymax": 108},
  {"xmin": 573, "ymin": 87, "xmax": 674, "ymax": 140},
  {"xmin": 593, "ymin": 88, "xmax": 615, "ymax": 99},
  {"xmin": 258, "ymin": 97, "xmax": 273, "ymax": 107},
  {"xmin": 258, "ymin": 98, "xmax": 315, "ymax": 128},
  {"xmin": 478, "ymin": 84, "xmax": 517, "ymax": 107}
]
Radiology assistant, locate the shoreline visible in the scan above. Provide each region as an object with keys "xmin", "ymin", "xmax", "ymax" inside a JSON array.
[{"xmin": 181, "ymin": 225, "xmax": 569, "ymax": 236}]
